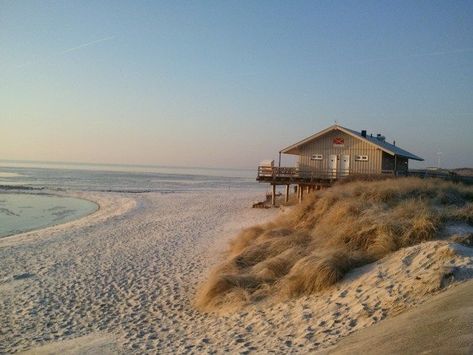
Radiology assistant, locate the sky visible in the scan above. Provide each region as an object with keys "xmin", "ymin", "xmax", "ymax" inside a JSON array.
[{"xmin": 1, "ymin": 1, "xmax": 472, "ymax": 169}]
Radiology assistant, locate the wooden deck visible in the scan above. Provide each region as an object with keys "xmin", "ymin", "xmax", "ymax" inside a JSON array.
[{"xmin": 256, "ymin": 166, "xmax": 473, "ymax": 207}]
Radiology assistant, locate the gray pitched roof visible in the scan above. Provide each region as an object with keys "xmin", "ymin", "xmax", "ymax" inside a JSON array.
[{"xmin": 280, "ymin": 124, "xmax": 424, "ymax": 161}]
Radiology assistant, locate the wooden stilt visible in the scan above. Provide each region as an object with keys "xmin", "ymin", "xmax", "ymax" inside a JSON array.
[
  {"xmin": 271, "ymin": 184, "xmax": 276, "ymax": 206},
  {"xmin": 285, "ymin": 185, "xmax": 290, "ymax": 203},
  {"xmin": 299, "ymin": 185, "xmax": 303, "ymax": 203}
]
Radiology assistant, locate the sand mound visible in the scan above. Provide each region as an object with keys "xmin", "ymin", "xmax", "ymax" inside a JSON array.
[
  {"xmin": 196, "ymin": 178, "xmax": 473, "ymax": 311},
  {"xmin": 319, "ymin": 275, "xmax": 473, "ymax": 354},
  {"xmin": 21, "ymin": 333, "xmax": 120, "ymax": 355}
]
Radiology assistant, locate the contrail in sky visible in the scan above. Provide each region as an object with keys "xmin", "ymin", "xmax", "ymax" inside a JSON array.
[
  {"xmin": 354, "ymin": 47, "xmax": 473, "ymax": 64},
  {"xmin": 15, "ymin": 35, "xmax": 115, "ymax": 68},
  {"xmin": 58, "ymin": 36, "xmax": 115, "ymax": 54},
  {"xmin": 407, "ymin": 47, "xmax": 473, "ymax": 58}
]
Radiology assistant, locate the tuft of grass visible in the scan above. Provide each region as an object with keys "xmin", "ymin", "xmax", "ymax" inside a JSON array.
[{"xmin": 195, "ymin": 178, "xmax": 473, "ymax": 311}]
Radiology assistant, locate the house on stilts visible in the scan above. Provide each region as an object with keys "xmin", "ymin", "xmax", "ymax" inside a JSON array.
[{"xmin": 257, "ymin": 124, "xmax": 423, "ymax": 205}]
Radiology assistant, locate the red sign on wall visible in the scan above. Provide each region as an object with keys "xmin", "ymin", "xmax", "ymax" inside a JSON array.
[{"xmin": 333, "ymin": 137, "xmax": 344, "ymax": 146}]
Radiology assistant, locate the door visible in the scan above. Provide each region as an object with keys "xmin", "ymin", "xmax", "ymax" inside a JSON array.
[
  {"xmin": 340, "ymin": 155, "xmax": 350, "ymax": 176},
  {"xmin": 329, "ymin": 155, "xmax": 337, "ymax": 178}
]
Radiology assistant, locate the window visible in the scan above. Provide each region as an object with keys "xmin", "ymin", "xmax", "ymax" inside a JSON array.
[
  {"xmin": 355, "ymin": 155, "xmax": 369, "ymax": 161},
  {"xmin": 311, "ymin": 154, "xmax": 323, "ymax": 160}
]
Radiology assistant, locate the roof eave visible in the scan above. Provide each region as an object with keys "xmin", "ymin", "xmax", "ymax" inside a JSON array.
[
  {"xmin": 408, "ymin": 156, "xmax": 424, "ymax": 161},
  {"xmin": 280, "ymin": 124, "xmax": 339, "ymax": 154},
  {"xmin": 392, "ymin": 153, "xmax": 424, "ymax": 161}
]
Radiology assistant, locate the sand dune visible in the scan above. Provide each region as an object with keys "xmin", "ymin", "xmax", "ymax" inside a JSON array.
[
  {"xmin": 320, "ymin": 278, "xmax": 473, "ymax": 354},
  {"xmin": 0, "ymin": 189, "xmax": 472, "ymax": 353},
  {"xmin": 196, "ymin": 178, "xmax": 473, "ymax": 311},
  {"xmin": 22, "ymin": 333, "xmax": 120, "ymax": 355}
]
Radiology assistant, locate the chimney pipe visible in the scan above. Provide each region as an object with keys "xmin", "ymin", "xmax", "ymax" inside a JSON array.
[{"xmin": 361, "ymin": 130, "xmax": 367, "ymax": 137}]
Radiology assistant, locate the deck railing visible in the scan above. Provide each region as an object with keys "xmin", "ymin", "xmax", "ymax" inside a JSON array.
[
  {"xmin": 409, "ymin": 170, "xmax": 473, "ymax": 184},
  {"xmin": 257, "ymin": 166, "xmax": 473, "ymax": 184},
  {"xmin": 257, "ymin": 166, "xmax": 387, "ymax": 180},
  {"xmin": 257, "ymin": 166, "xmax": 298, "ymax": 177}
]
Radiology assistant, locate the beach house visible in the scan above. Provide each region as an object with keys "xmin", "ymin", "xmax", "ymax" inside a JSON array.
[{"xmin": 257, "ymin": 124, "xmax": 423, "ymax": 204}]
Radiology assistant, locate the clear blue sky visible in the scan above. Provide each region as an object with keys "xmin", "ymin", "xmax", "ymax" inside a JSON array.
[{"xmin": 1, "ymin": 1, "xmax": 472, "ymax": 169}]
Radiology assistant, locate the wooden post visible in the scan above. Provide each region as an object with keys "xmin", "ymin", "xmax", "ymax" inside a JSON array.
[
  {"xmin": 394, "ymin": 155, "xmax": 397, "ymax": 176},
  {"xmin": 285, "ymin": 185, "xmax": 290, "ymax": 203},
  {"xmin": 271, "ymin": 184, "xmax": 276, "ymax": 206},
  {"xmin": 299, "ymin": 184, "xmax": 303, "ymax": 203}
]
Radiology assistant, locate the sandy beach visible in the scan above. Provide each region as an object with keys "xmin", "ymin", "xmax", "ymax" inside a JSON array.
[
  {"xmin": 1, "ymin": 189, "xmax": 473, "ymax": 354},
  {"xmin": 0, "ymin": 190, "xmax": 277, "ymax": 353}
]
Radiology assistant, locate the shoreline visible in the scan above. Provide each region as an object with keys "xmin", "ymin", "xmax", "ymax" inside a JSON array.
[
  {"xmin": 0, "ymin": 191, "xmax": 136, "ymax": 248},
  {"xmin": 0, "ymin": 190, "xmax": 101, "ymax": 240}
]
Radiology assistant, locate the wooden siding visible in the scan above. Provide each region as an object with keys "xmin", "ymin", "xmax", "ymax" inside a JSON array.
[{"xmin": 297, "ymin": 129, "xmax": 383, "ymax": 174}]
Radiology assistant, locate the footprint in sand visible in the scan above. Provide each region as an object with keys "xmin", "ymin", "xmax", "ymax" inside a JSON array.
[
  {"xmin": 12, "ymin": 273, "xmax": 35, "ymax": 281},
  {"xmin": 348, "ymin": 318, "xmax": 357, "ymax": 327},
  {"xmin": 302, "ymin": 311, "xmax": 312, "ymax": 320}
]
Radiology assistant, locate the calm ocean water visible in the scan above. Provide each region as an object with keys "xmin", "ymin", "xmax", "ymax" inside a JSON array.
[
  {"xmin": 0, "ymin": 161, "xmax": 262, "ymax": 237},
  {"xmin": 0, "ymin": 161, "xmax": 259, "ymax": 192}
]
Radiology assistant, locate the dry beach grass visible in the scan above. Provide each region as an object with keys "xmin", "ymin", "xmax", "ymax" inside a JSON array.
[{"xmin": 196, "ymin": 178, "xmax": 473, "ymax": 311}]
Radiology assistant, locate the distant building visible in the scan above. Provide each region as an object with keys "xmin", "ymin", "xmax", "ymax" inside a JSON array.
[{"xmin": 257, "ymin": 124, "xmax": 423, "ymax": 205}]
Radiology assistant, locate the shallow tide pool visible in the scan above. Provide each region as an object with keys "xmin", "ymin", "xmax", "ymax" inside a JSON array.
[{"xmin": 0, "ymin": 193, "xmax": 98, "ymax": 238}]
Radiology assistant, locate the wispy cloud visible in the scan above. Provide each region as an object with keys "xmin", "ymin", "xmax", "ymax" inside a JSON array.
[
  {"xmin": 57, "ymin": 36, "xmax": 115, "ymax": 55},
  {"xmin": 15, "ymin": 35, "xmax": 115, "ymax": 68},
  {"xmin": 353, "ymin": 47, "xmax": 473, "ymax": 64}
]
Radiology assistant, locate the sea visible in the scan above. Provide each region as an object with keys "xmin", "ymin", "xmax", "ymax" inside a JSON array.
[{"xmin": 0, "ymin": 160, "xmax": 261, "ymax": 238}]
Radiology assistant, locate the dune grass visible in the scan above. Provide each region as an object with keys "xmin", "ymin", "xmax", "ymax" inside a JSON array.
[{"xmin": 195, "ymin": 178, "xmax": 473, "ymax": 311}]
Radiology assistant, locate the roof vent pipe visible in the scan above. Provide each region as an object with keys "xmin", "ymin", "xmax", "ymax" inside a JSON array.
[{"xmin": 361, "ymin": 130, "xmax": 367, "ymax": 137}]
